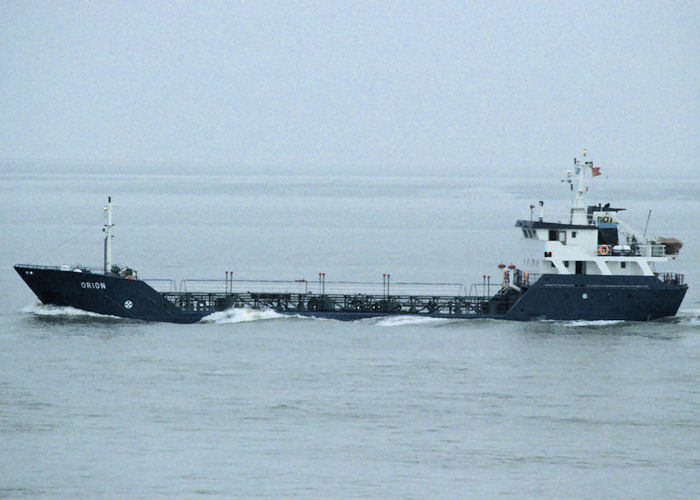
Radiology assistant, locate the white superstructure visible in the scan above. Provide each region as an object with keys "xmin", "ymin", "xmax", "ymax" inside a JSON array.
[{"xmin": 516, "ymin": 152, "xmax": 682, "ymax": 277}]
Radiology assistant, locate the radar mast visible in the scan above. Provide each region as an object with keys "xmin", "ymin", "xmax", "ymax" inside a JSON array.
[{"xmin": 103, "ymin": 197, "xmax": 113, "ymax": 274}]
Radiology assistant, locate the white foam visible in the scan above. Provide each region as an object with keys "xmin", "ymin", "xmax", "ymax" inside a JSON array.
[
  {"xmin": 557, "ymin": 319, "xmax": 626, "ymax": 328},
  {"xmin": 371, "ymin": 315, "xmax": 453, "ymax": 327},
  {"xmin": 21, "ymin": 302, "xmax": 120, "ymax": 319},
  {"xmin": 200, "ymin": 307, "xmax": 285, "ymax": 324}
]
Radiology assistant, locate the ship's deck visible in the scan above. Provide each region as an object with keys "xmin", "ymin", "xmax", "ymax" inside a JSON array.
[{"xmin": 160, "ymin": 289, "xmax": 520, "ymax": 316}]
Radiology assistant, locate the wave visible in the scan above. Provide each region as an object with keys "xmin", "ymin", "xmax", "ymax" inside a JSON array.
[
  {"xmin": 554, "ymin": 310, "xmax": 700, "ymax": 328},
  {"xmin": 200, "ymin": 307, "xmax": 285, "ymax": 324},
  {"xmin": 368, "ymin": 315, "xmax": 456, "ymax": 327},
  {"xmin": 555, "ymin": 319, "xmax": 627, "ymax": 328},
  {"xmin": 202, "ymin": 309, "xmax": 457, "ymax": 326},
  {"xmin": 21, "ymin": 302, "xmax": 121, "ymax": 320},
  {"xmin": 674, "ymin": 309, "xmax": 700, "ymax": 327}
]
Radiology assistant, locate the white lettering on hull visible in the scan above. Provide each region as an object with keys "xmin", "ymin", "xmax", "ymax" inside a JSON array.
[{"xmin": 80, "ymin": 282, "xmax": 107, "ymax": 289}]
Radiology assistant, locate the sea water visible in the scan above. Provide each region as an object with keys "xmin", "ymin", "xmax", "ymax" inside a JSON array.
[{"xmin": 1, "ymin": 168, "xmax": 699, "ymax": 498}]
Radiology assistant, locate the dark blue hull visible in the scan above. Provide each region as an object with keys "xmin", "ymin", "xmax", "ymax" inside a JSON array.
[
  {"xmin": 15, "ymin": 266, "xmax": 687, "ymax": 324},
  {"xmin": 15, "ymin": 266, "xmax": 206, "ymax": 324},
  {"xmin": 504, "ymin": 274, "xmax": 687, "ymax": 321}
]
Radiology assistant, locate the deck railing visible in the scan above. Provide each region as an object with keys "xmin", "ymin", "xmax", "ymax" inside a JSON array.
[
  {"xmin": 659, "ymin": 273, "xmax": 684, "ymax": 285},
  {"xmin": 180, "ymin": 278, "xmax": 467, "ymax": 297},
  {"xmin": 633, "ymin": 244, "xmax": 666, "ymax": 257},
  {"xmin": 596, "ymin": 244, "xmax": 666, "ymax": 257}
]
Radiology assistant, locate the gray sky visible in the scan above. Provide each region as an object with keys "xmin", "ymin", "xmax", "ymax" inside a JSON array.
[{"xmin": 1, "ymin": 1, "xmax": 697, "ymax": 175}]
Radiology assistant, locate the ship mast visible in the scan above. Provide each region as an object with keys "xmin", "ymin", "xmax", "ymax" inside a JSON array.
[
  {"xmin": 103, "ymin": 196, "xmax": 113, "ymax": 274},
  {"xmin": 570, "ymin": 150, "xmax": 590, "ymax": 225}
]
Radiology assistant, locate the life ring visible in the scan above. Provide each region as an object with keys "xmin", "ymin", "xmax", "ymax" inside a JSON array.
[
  {"xmin": 598, "ymin": 245, "xmax": 610, "ymax": 256},
  {"xmin": 197, "ymin": 301, "xmax": 206, "ymax": 309}
]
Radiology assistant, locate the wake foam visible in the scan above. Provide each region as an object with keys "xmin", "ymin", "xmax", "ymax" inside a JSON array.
[
  {"xmin": 200, "ymin": 307, "xmax": 285, "ymax": 324},
  {"xmin": 556, "ymin": 319, "xmax": 626, "ymax": 328},
  {"xmin": 555, "ymin": 311, "xmax": 700, "ymax": 328},
  {"xmin": 21, "ymin": 302, "xmax": 120, "ymax": 320},
  {"xmin": 368, "ymin": 315, "xmax": 455, "ymax": 327}
]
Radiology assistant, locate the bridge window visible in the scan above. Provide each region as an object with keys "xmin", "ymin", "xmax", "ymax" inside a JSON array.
[{"xmin": 549, "ymin": 230, "xmax": 566, "ymax": 244}]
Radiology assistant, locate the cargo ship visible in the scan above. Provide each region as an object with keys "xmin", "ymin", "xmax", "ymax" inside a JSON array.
[{"xmin": 15, "ymin": 152, "xmax": 687, "ymax": 323}]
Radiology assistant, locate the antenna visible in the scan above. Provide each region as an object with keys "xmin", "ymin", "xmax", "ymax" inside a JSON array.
[
  {"xmin": 103, "ymin": 197, "xmax": 114, "ymax": 274},
  {"xmin": 643, "ymin": 209, "xmax": 652, "ymax": 240}
]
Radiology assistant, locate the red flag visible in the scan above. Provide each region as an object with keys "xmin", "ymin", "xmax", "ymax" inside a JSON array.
[{"xmin": 591, "ymin": 165, "xmax": 601, "ymax": 177}]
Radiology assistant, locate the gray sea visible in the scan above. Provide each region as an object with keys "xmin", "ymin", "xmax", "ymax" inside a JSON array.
[{"xmin": 1, "ymin": 166, "xmax": 699, "ymax": 498}]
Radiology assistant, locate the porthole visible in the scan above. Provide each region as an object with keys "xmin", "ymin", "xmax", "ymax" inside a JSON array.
[{"xmin": 582, "ymin": 293, "xmax": 588, "ymax": 300}]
